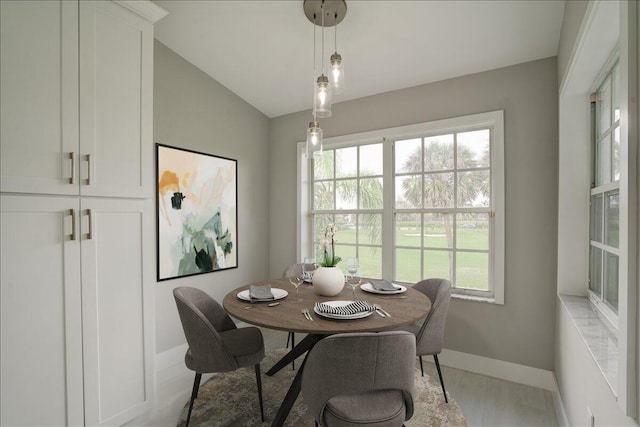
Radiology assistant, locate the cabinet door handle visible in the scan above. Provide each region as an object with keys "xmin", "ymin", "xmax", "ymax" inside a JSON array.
[
  {"xmin": 69, "ymin": 152, "xmax": 76, "ymax": 184},
  {"xmin": 85, "ymin": 154, "xmax": 92, "ymax": 186},
  {"xmin": 85, "ymin": 209, "xmax": 93, "ymax": 240},
  {"xmin": 68, "ymin": 209, "xmax": 76, "ymax": 241}
]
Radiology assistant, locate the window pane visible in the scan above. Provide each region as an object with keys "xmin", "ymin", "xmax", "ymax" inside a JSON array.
[
  {"xmin": 395, "ymin": 248, "xmax": 421, "ymax": 283},
  {"xmin": 360, "ymin": 144, "xmax": 383, "ymax": 176},
  {"xmin": 457, "ymin": 130, "xmax": 490, "ymax": 168},
  {"xmin": 424, "ymin": 134, "xmax": 453, "ymax": 171},
  {"xmin": 336, "ymin": 147, "xmax": 357, "ymax": 178},
  {"xmin": 605, "ymin": 190, "xmax": 619, "ymax": 248},
  {"xmin": 424, "ymin": 249, "xmax": 452, "ymax": 281},
  {"xmin": 589, "ymin": 245, "xmax": 602, "ymax": 297},
  {"xmin": 612, "ymin": 64, "xmax": 620, "ymax": 122},
  {"xmin": 336, "ymin": 179, "xmax": 357, "ymax": 210},
  {"xmin": 334, "ymin": 244, "xmax": 356, "ymax": 271},
  {"xmin": 424, "ymin": 172, "xmax": 454, "ymax": 208},
  {"xmin": 456, "ymin": 251, "xmax": 489, "ymax": 290},
  {"xmin": 395, "ymin": 175, "xmax": 422, "ymax": 208},
  {"xmin": 359, "ymin": 178, "xmax": 383, "ymax": 209},
  {"xmin": 596, "ymin": 135, "xmax": 612, "ymax": 186},
  {"xmin": 604, "ymin": 252, "xmax": 618, "ymax": 311},
  {"xmin": 456, "ymin": 213, "xmax": 489, "ymax": 250},
  {"xmin": 335, "ymin": 215, "xmax": 356, "ymax": 244},
  {"xmin": 613, "ymin": 126, "xmax": 620, "ymax": 181},
  {"xmin": 423, "ymin": 213, "xmax": 453, "ymax": 249},
  {"xmin": 396, "ymin": 213, "xmax": 421, "ymax": 247},
  {"xmin": 358, "ymin": 213, "xmax": 382, "ymax": 245},
  {"xmin": 314, "ymin": 150, "xmax": 333, "ymax": 180},
  {"xmin": 590, "ymin": 194, "xmax": 603, "ymax": 243},
  {"xmin": 395, "ymin": 138, "xmax": 421, "ymax": 173},
  {"xmin": 314, "ymin": 181, "xmax": 334, "ymax": 210},
  {"xmin": 359, "ymin": 245, "xmax": 382, "ymax": 278},
  {"xmin": 457, "ymin": 170, "xmax": 490, "ymax": 207},
  {"xmin": 597, "ymin": 75, "xmax": 611, "ymax": 136}
]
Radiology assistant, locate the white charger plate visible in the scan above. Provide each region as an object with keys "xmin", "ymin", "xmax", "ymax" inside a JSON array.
[
  {"xmin": 237, "ymin": 288, "xmax": 288, "ymax": 302},
  {"xmin": 314, "ymin": 300, "xmax": 374, "ymax": 320},
  {"xmin": 360, "ymin": 283, "xmax": 407, "ymax": 295}
]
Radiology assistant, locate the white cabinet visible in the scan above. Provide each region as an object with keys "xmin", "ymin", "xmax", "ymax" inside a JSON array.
[
  {"xmin": 0, "ymin": 0, "xmax": 79, "ymax": 195},
  {"xmin": 0, "ymin": 1, "xmax": 165, "ymax": 425},
  {"xmin": 1, "ymin": 0, "xmax": 155, "ymax": 198},
  {"xmin": 80, "ymin": 198, "xmax": 155, "ymax": 426},
  {"xmin": 1, "ymin": 196, "xmax": 84, "ymax": 426},
  {"xmin": 0, "ymin": 196, "xmax": 154, "ymax": 426}
]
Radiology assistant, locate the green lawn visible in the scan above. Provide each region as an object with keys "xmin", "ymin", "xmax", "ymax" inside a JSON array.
[{"xmin": 321, "ymin": 227, "xmax": 489, "ymax": 290}]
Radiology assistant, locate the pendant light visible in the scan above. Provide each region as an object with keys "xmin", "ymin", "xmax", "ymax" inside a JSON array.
[
  {"xmin": 303, "ymin": 0, "xmax": 347, "ymax": 157},
  {"xmin": 329, "ymin": 14, "xmax": 345, "ymax": 94},
  {"xmin": 314, "ymin": 3, "xmax": 331, "ymax": 118}
]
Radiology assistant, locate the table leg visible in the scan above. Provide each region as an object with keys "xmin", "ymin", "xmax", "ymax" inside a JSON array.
[
  {"xmin": 266, "ymin": 333, "xmax": 321, "ymax": 376},
  {"xmin": 269, "ymin": 334, "xmax": 323, "ymax": 427}
]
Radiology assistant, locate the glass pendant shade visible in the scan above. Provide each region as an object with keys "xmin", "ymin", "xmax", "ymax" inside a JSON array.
[
  {"xmin": 314, "ymin": 74, "xmax": 332, "ymax": 118},
  {"xmin": 329, "ymin": 52, "xmax": 345, "ymax": 94},
  {"xmin": 306, "ymin": 121, "xmax": 323, "ymax": 157}
]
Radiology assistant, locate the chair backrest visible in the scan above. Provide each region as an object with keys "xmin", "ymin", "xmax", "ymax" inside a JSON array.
[
  {"xmin": 173, "ymin": 286, "xmax": 238, "ymax": 373},
  {"xmin": 301, "ymin": 331, "xmax": 416, "ymax": 424},
  {"xmin": 413, "ymin": 278, "xmax": 452, "ymax": 355},
  {"xmin": 282, "ymin": 263, "xmax": 304, "ymax": 278}
]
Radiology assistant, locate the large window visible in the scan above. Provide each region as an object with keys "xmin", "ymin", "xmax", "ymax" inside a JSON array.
[
  {"xmin": 588, "ymin": 60, "xmax": 620, "ymax": 321},
  {"xmin": 301, "ymin": 111, "xmax": 505, "ymax": 303}
]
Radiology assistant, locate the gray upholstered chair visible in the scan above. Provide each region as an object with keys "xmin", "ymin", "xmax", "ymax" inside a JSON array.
[
  {"xmin": 173, "ymin": 287, "xmax": 265, "ymax": 426},
  {"xmin": 397, "ymin": 278, "xmax": 451, "ymax": 403},
  {"xmin": 301, "ymin": 331, "xmax": 416, "ymax": 427}
]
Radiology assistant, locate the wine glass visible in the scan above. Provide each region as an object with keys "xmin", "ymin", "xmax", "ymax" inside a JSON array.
[
  {"xmin": 346, "ymin": 260, "xmax": 360, "ymax": 299},
  {"xmin": 288, "ymin": 274, "xmax": 304, "ymax": 302}
]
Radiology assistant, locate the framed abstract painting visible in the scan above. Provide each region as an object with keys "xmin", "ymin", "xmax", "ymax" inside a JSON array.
[{"xmin": 156, "ymin": 144, "xmax": 238, "ymax": 281}]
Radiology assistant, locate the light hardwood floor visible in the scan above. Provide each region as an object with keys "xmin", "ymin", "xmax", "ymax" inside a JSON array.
[{"xmin": 144, "ymin": 328, "xmax": 560, "ymax": 427}]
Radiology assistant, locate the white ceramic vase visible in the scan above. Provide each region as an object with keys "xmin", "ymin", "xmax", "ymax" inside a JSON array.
[{"xmin": 312, "ymin": 266, "xmax": 344, "ymax": 296}]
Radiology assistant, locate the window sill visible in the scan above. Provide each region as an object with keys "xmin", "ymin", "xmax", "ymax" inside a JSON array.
[
  {"xmin": 559, "ymin": 294, "xmax": 618, "ymax": 395},
  {"xmin": 452, "ymin": 293, "xmax": 496, "ymax": 304}
]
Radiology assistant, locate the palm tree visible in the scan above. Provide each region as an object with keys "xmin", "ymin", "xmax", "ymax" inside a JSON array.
[{"xmin": 400, "ymin": 140, "xmax": 489, "ymax": 278}]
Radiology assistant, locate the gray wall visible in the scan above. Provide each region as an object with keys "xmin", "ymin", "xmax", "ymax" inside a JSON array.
[
  {"xmin": 154, "ymin": 41, "xmax": 270, "ymax": 353},
  {"xmin": 269, "ymin": 58, "xmax": 559, "ymax": 370}
]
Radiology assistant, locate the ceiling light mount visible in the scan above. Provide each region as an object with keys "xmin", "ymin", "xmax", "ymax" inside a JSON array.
[{"xmin": 303, "ymin": 0, "xmax": 347, "ymax": 27}]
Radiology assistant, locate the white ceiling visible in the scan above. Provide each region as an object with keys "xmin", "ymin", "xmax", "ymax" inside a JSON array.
[{"xmin": 153, "ymin": 0, "xmax": 566, "ymax": 119}]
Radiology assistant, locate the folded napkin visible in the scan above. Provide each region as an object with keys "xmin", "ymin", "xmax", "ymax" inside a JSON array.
[
  {"xmin": 314, "ymin": 300, "xmax": 375, "ymax": 316},
  {"xmin": 249, "ymin": 285, "xmax": 275, "ymax": 302},
  {"xmin": 369, "ymin": 279, "xmax": 399, "ymax": 292}
]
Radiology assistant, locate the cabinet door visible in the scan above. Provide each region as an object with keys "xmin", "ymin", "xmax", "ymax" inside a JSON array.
[
  {"xmin": 79, "ymin": 1, "xmax": 154, "ymax": 199},
  {"xmin": 80, "ymin": 198, "xmax": 155, "ymax": 426},
  {"xmin": 0, "ymin": 1, "xmax": 79, "ymax": 195},
  {"xmin": 0, "ymin": 195, "xmax": 84, "ymax": 426}
]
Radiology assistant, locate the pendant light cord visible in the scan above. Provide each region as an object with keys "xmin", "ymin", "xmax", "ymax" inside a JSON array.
[
  {"xmin": 321, "ymin": 2, "xmax": 325, "ymax": 75},
  {"xmin": 312, "ymin": 14, "xmax": 317, "ymax": 120}
]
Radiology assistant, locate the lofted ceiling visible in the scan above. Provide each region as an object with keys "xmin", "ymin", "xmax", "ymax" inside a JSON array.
[{"xmin": 153, "ymin": 0, "xmax": 566, "ymax": 119}]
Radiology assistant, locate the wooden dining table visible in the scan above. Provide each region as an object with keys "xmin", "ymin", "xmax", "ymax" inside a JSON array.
[{"xmin": 223, "ymin": 277, "xmax": 432, "ymax": 427}]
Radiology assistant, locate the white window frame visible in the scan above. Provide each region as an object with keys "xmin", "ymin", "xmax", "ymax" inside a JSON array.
[
  {"xmin": 297, "ymin": 110, "xmax": 505, "ymax": 304},
  {"xmin": 587, "ymin": 54, "xmax": 621, "ymax": 326}
]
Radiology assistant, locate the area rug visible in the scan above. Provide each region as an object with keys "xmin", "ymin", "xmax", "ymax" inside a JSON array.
[{"xmin": 177, "ymin": 348, "xmax": 467, "ymax": 426}]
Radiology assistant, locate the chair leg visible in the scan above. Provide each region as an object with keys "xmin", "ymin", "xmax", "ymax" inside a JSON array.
[
  {"xmin": 255, "ymin": 363, "xmax": 265, "ymax": 422},
  {"xmin": 433, "ymin": 354, "xmax": 448, "ymax": 403},
  {"xmin": 186, "ymin": 372, "xmax": 202, "ymax": 427},
  {"xmin": 419, "ymin": 355, "xmax": 424, "ymax": 377}
]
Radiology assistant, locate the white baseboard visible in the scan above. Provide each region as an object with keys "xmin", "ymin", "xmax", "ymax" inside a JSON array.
[
  {"xmin": 156, "ymin": 342, "xmax": 188, "ymax": 371},
  {"xmin": 552, "ymin": 376, "xmax": 570, "ymax": 426},
  {"xmin": 436, "ymin": 348, "xmax": 558, "ymax": 392},
  {"xmin": 156, "ymin": 333, "xmax": 560, "ymax": 395}
]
